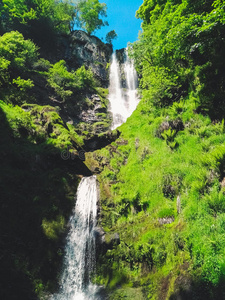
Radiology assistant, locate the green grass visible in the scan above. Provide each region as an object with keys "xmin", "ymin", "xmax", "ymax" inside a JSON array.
[{"xmin": 95, "ymin": 95, "xmax": 225, "ymax": 299}]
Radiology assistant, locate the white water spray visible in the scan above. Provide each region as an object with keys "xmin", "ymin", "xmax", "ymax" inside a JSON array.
[
  {"xmin": 108, "ymin": 49, "xmax": 139, "ymax": 130},
  {"xmin": 51, "ymin": 176, "xmax": 99, "ymax": 300}
]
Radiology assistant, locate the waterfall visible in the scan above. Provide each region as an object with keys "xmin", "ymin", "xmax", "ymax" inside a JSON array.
[
  {"xmin": 108, "ymin": 49, "xmax": 139, "ymax": 130},
  {"xmin": 51, "ymin": 176, "xmax": 99, "ymax": 300}
]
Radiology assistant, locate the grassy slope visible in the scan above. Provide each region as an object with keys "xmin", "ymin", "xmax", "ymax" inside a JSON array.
[{"xmin": 90, "ymin": 94, "xmax": 225, "ymax": 299}]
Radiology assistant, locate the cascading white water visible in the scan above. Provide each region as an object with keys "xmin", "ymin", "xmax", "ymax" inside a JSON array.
[
  {"xmin": 51, "ymin": 176, "xmax": 99, "ymax": 300},
  {"xmin": 108, "ymin": 49, "xmax": 139, "ymax": 130},
  {"xmin": 124, "ymin": 53, "xmax": 139, "ymax": 116},
  {"xmin": 50, "ymin": 49, "xmax": 139, "ymax": 300}
]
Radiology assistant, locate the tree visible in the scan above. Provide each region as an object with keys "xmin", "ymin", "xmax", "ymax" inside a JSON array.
[
  {"xmin": 0, "ymin": 0, "xmax": 76, "ymax": 34},
  {"xmin": 0, "ymin": 31, "xmax": 37, "ymax": 94},
  {"xmin": 132, "ymin": 0, "xmax": 225, "ymax": 116},
  {"xmin": 0, "ymin": 31, "xmax": 37, "ymax": 82},
  {"xmin": 106, "ymin": 30, "xmax": 117, "ymax": 45},
  {"xmin": 77, "ymin": 0, "xmax": 108, "ymax": 35},
  {"xmin": 47, "ymin": 60, "xmax": 95, "ymax": 101}
]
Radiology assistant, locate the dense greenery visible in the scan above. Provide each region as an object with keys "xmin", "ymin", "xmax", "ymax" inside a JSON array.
[
  {"xmin": 0, "ymin": 2, "xmax": 111, "ymax": 297},
  {"xmin": 1, "ymin": 0, "xmax": 225, "ymax": 299},
  {"xmin": 0, "ymin": 0, "xmax": 111, "ymax": 46},
  {"xmin": 131, "ymin": 0, "xmax": 225, "ymax": 118},
  {"xmin": 92, "ymin": 97, "xmax": 225, "ymax": 299},
  {"xmin": 84, "ymin": 0, "xmax": 225, "ymax": 299},
  {"xmin": 76, "ymin": 0, "xmax": 108, "ymax": 35}
]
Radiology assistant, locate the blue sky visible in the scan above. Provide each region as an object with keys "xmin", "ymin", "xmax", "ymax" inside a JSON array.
[{"xmin": 95, "ymin": 0, "xmax": 143, "ymax": 50}]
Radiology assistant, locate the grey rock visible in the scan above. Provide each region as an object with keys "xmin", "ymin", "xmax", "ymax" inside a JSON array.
[{"xmin": 68, "ymin": 30, "xmax": 112, "ymax": 87}]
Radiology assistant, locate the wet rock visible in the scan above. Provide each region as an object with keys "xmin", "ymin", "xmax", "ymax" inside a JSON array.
[
  {"xmin": 84, "ymin": 130, "xmax": 120, "ymax": 152},
  {"xmin": 69, "ymin": 30, "xmax": 112, "ymax": 87},
  {"xmin": 157, "ymin": 118, "xmax": 184, "ymax": 138},
  {"xmin": 95, "ymin": 227, "xmax": 120, "ymax": 255}
]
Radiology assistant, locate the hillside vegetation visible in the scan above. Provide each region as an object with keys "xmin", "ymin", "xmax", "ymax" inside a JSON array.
[
  {"xmin": 1, "ymin": 0, "xmax": 225, "ymax": 299},
  {"xmin": 0, "ymin": 1, "xmax": 113, "ymax": 299},
  {"xmin": 88, "ymin": 0, "xmax": 225, "ymax": 299}
]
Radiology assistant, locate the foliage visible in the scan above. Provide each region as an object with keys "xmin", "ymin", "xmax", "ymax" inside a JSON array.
[
  {"xmin": 0, "ymin": 0, "xmax": 76, "ymax": 34},
  {"xmin": 0, "ymin": 31, "xmax": 37, "ymax": 74},
  {"xmin": 106, "ymin": 30, "xmax": 117, "ymax": 45},
  {"xmin": 0, "ymin": 31, "xmax": 38, "ymax": 104},
  {"xmin": 161, "ymin": 128, "xmax": 177, "ymax": 149},
  {"xmin": 13, "ymin": 76, "xmax": 34, "ymax": 91},
  {"xmin": 77, "ymin": 0, "xmax": 108, "ymax": 34},
  {"xmin": 47, "ymin": 60, "xmax": 95, "ymax": 101},
  {"xmin": 33, "ymin": 58, "xmax": 51, "ymax": 71},
  {"xmin": 75, "ymin": 65, "xmax": 95, "ymax": 88},
  {"xmin": 0, "ymin": 0, "xmax": 112, "ymax": 50},
  {"xmin": 47, "ymin": 60, "xmax": 75, "ymax": 101},
  {"xmin": 96, "ymin": 94, "xmax": 225, "ymax": 298},
  {"xmin": 42, "ymin": 216, "xmax": 66, "ymax": 240},
  {"xmin": 1, "ymin": 0, "xmax": 37, "ymax": 25},
  {"xmin": 131, "ymin": 0, "xmax": 225, "ymax": 118}
]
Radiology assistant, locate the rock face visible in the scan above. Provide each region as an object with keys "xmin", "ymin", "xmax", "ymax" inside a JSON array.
[
  {"xmin": 71, "ymin": 31, "xmax": 112, "ymax": 87},
  {"xmin": 79, "ymin": 93, "xmax": 107, "ymax": 124},
  {"xmin": 31, "ymin": 30, "xmax": 114, "ymax": 146},
  {"xmin": 115, "ymin": 48, "xmax": 128, "ymax": 88},
  {"xmin": 55, "ymin": 30, "xmax": 113, "ymax": 87},
  {"xmin": 43, "ymin": 31, "xmax": 112, "ymax": 87},
  {"xmin": 95, "ymin": 227, "xmax": 120, "ymax": 256}
]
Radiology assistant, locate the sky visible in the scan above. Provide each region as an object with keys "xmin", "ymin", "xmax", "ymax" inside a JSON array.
[{"xmin": 95, "ymin": 0, "xmax": 143, "ymax": 50}]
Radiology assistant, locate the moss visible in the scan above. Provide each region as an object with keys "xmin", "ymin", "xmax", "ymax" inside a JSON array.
[
  {"xmin": 42, "ymin": 215, "xmax": 66, "ymax": 240},
  {"xmin": 109, "ymin": 287, "xmax": 146, "ymax": 300},
  {"xmin": 85, "ymin": 152, "xmax": 101, "ymax": 173}
]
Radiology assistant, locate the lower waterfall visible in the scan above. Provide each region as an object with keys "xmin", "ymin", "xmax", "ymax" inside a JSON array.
[{"xmin": 51, "ymin": 176, "xmax": 99, "ymax": 300}]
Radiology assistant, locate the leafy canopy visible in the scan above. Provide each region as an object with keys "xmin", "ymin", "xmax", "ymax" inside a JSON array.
[
  {"xmin": 106, "ymin": 30, "xmax": 117, "ymax": 44},
  {"xmin": 0, "ymin": 31, "xmax": 37, "ymax": 88},
  {"xmin": 0, "ymin": 0, "xmax": 112, "ymax": 44},
  {"xmin": 1, "ymin": 0, "xmax": 76, "ymax": 34},
  {"xmin": 131, "ymin": 0, "xmax": 225, "ymax": 117},
  {"xmin": 77, "ymin": 0, "xmax": 108, "ymax": 35},
  {"xmin": 47, "ymin": 60, "xmax": 95, "ymax": 101}
]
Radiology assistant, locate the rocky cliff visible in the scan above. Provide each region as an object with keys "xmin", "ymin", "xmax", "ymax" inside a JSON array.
[
  {"xmin": 43, "ymin": 30, "xmax": 112, "ymax": 87},
  {"xmin": 29, "ymin": 30, "xmax": 115, "ymax": 150}
]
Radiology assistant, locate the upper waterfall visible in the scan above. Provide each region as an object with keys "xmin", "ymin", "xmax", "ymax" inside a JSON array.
[
  {"xmin": 108, "ymin": 49, "xmax": 139, "ymax": 130},
  {"xmin": 51, "ymin": 176, "xmax": 99, "ymax": 300}
]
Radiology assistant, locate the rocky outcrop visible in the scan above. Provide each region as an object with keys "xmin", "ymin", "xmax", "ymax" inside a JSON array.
[
  {"xmin": 115, "ymin": 48, "xmax": 127, "ymax": 88},
  {"xmin": 83, "ymin": 130, "xmax": 120, "ymax": 152},
  {"xmin": 52, "ymin": 31, "xmax": 113, "ymax": 87},
  {"xmin": 156, "ymin": 118, "xmax": 184, "ymax": 138},
  {"xmin": 95, "ymin": 227, "xmax": 120, "ymax": 256},
  {"xmin": 30, "ymin": 30, "xmax": 114, "ymax": 150},
  {"xmin": 43, "ymin": 31, "xmax": 112, "ymax": 87},
  {"xmin": 70, "ymin": 31, "xmax": 112, "ymax": 86},
  {"xmin": 78, "ymin": 93, "xmax": 108, "ymax": 125}
]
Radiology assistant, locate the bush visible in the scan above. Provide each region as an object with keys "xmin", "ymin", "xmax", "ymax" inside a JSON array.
[
  {"xmin": 47, "ymin": 61, "xmax": 95, "ymax": 101},
  {"xmin": 0, "ymin": 31, "xmax": 38, "ymax": 72}
]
